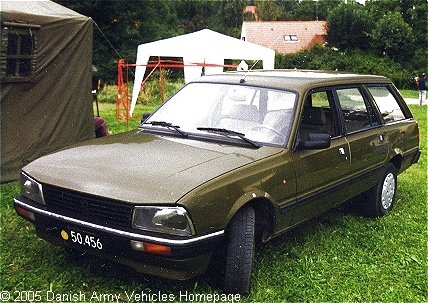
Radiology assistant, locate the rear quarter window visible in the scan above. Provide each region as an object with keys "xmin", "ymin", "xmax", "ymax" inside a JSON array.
[{"xmin": 367, "ymin": 86, "xmax": 406, "ymax": 123}]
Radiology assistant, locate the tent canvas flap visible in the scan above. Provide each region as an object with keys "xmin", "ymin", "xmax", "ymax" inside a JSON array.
[{"xmin": 1, "ymin": 1, "xmax": 94, "ymax": 182}]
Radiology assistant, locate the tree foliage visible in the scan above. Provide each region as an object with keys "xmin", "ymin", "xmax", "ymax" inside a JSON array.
[
  {"xmin": 255, "ymin": 0, "xmax": 342, "ymax": 21},
  {"xmin": 370, "ymin": 11, "xmax": 415, "ymax": 62},
  {"xmin": 54, "ymin": 0, "xmax": 183, "ymax": 82},
  {"xmin": 286, "ymin": 0, "xmax": 341, "ymax": 21},
  {"xmin": 365, "ymin": 0, "xmax": 427, "ymax": 52},
  {"xmin": 255, "ymin": 0, "xmax": 283, "ymax": 21},
  {"xmin": 326, "ymin": 2, "xmax": 374, "ymax": 51},
  {"xmin": 275, "ymin": 45, "xmax": 411, "ymax": 88},
  {"xmin": 52, "ymin": 0, "xmax": 427, "ymax": 86}
]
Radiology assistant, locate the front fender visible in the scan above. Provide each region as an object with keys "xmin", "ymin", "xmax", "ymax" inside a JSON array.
[
  {"xmin": 227, "ymin": 190, "xmax": 270, "ymax": 219},
  {"xmin": 178, "ymin": 150, "xmax": 293, "ymax": 237}
]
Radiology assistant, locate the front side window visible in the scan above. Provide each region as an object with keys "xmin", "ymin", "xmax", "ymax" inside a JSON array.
[
  {"xmin": 367, "ymin": 86, "xmax": 406, "ymax": 123},
  {"xmin": 1, "ymin": 23, "xmax": 38, "ymax": 81},
  {"xmin": 298, "ymin": 90, "xmax": 340, "ymax": 142},
  {"xmin": 142, "ymin": 83, "xmax": 297, "ymax": 147}
]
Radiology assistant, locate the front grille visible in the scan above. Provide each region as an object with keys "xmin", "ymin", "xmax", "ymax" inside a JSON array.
[{"xmin": 43, "ymin": 185, "xmax": 134, "ymax": 227}]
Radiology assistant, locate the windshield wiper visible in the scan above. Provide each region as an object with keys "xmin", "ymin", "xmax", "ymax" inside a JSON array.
[
  {"xmin": 197, "ymin": 127, "xmax": 259, "ymax": 148},
  {"xmin": 143, "ymin": 121, "xmax": 188, "ymax": 137}
]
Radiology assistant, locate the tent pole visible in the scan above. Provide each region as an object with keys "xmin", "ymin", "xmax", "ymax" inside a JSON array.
[
  {"xmin": 159, "ymin": 56, "xmax": 165, "ymax": 103},
  {"xmin": 125, "ymin": 60, "xmax": 129, "ymax": 128}
]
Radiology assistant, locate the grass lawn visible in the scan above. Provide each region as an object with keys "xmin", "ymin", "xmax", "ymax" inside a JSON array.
[
  {"xmin": 0, "ymin": 102, "xmax": 426, "ymax": 302},
  {"xmin": 399, "ymin": 89, "xmax": 419, "ymax": 99}
]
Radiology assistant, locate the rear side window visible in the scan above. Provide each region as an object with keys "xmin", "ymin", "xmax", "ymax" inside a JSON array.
[
  {"xmin": 336, "ymin": 88, "xmax": 378, "ymax": 133},
  {"xmin": 367, "ymin": 86, "xmax": 406, "ymax": 123}
]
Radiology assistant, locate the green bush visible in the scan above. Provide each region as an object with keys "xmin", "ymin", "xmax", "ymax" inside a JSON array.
[
  {"xmin": 97, "ymin": 70, "xmax": 184, "ymax": 105},
  {"xmin": 97, "ymin": 84, "xmax": 117, "ymax": 103},
  {"xmin": 137, "ymin": 70, "xmax": 184, "ymax": 104},
  {"xmin": 275, "ymin": 46, "xmax": 419, "ymax": 89}
]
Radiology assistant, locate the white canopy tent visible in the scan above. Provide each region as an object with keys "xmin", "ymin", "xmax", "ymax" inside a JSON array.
[{"xmin": 130, "ymin": 29, "xmax": 275, "ymax": 115}]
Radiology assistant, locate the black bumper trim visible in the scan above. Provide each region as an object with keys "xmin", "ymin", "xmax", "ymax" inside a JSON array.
[{"xmin": 411, "ymin": 149, "xmax": 422, "ymax": 164}]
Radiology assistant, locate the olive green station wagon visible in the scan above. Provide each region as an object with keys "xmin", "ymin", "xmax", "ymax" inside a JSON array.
[{"xmin": 14, "ymin": 70, "xmax": 420, "ymax": 294}]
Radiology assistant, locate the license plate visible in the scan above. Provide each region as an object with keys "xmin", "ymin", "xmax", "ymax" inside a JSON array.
[{"xmin": 61, "ymin": 229, "xmax": 103, "ymax": 250}]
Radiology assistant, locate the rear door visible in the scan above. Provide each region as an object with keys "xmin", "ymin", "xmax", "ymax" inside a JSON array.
[{"xmin": 335, "ymin": 86, "xmax": 387, "ymax": 195}]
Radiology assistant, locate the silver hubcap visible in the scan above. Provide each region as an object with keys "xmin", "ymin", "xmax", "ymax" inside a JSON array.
[{"xmin": 381, "ymin": 172, "xmax": 395, "ymax": 210}]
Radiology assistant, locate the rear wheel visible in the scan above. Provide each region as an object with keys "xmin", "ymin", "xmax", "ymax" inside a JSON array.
[
  {"xmin": 365, "ymin": 163, "xmax": 397, "ymax": 217},
  {"xmin": 223, "ymin": 205, "xmax": 255, "ymax": 295}
]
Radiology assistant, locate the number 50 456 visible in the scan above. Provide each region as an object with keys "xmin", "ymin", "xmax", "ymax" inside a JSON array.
[{"xmin": 70, "ymin": 230, "xmax": 103, "ymax": 250}]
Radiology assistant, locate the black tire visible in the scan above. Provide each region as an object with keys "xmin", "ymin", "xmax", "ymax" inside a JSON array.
[
  {"xmin": 223, "ymin": 205, "xmax": 255, "ymax": 295},
  {"xmin": 365, "ymin": 163, "xmax": 397, "ymax": 217}
]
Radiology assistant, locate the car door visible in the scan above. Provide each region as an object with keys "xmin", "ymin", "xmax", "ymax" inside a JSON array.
[
  {"xmin": 335, "ymin": 86, "xmax": 388, "ymax": 196},
  {"xmin": 366, "ymin": 84, "xmax": 419, "ymax": 170},
  {"xmin": 288, "ymin": 89, "xmax": 351, "ymax": 226}
]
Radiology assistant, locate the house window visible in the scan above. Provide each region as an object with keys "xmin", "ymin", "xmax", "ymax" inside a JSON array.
[
  {"xmin": 283, "ymin": 35, "xmax": 298, "ymax": 42},
  {"xmin": 1, "ymin": 22, "xmax": 39, "ymax": 82}
]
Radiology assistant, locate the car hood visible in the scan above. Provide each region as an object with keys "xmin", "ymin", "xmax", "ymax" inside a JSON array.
[{"xmin": 23, "ymin": 131, "xmax": 282, "ymax": 204}]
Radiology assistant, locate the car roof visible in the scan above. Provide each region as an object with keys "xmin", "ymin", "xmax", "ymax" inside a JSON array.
[{"xmin": 193, "ymin": 69, "xmax": 391, "ymax": 92}]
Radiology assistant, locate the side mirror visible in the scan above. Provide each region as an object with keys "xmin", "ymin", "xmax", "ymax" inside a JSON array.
[
  {"xmin": 298, "ymin": 133, "xmax": 331, "ymax": 149},
  {"xmin": 141, "ymin": 112, "xmax": 151, "ymax": 123}
]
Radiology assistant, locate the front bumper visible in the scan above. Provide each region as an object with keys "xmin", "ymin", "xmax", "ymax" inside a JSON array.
[{"xmin": 14, "ymin": 196, "xmax": 224, "ymax": 280}]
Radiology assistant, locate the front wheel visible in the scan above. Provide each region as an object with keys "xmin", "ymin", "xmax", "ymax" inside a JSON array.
[
  {"xmin": 223, "ymin": 205, "xmax": 255, "ymax": 295},
  {"xmin": 365, "ymin": 163, "xmax": 397, "ymax": 217}
]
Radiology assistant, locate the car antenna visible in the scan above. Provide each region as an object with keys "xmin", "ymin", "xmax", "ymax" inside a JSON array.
[
  {"xmin": 239, "ymin": 59, "xmax": 257, "ymax": 83},
  {"xmin": 239, "ymin": 34, "xmax": 283, "ymax": 84}
]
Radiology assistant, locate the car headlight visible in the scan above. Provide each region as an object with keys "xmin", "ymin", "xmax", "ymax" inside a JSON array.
[
  {"xmin": 20, "ymin": 172, "xmax": 45, "ymax": 205},
  {"xmin": 132, "ymin": 206, "xmax": 195, "ymax": 236}
]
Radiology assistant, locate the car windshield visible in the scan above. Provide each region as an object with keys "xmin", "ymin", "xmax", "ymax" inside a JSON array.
[{"xmin": 141, "ymin": 82, "xmax": 297, "ymax": 147}]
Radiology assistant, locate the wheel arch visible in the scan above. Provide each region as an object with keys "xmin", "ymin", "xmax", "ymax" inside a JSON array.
[
  {"xmin": 390, "ymin": 150, "xmax": 403, "ymax": 172},
  {"xmin": 249, "ymin": 198, "xmax": 276, "ymax": 243},
  {"xmin": 226, "ymin": 193, "xmax": 276, "ymax": 244}
]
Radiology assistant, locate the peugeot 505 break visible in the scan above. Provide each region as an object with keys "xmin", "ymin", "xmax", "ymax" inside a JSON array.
[{"xmin": 14, "ymin": 70, "xmax": 420, "ymax": 294}]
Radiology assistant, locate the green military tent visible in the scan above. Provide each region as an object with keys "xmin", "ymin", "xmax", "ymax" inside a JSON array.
[{"xmin": 1, "ymin": 0, "xmax": 95, "ymax": 182}]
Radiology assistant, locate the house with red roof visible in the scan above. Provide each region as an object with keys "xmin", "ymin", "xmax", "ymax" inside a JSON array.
[{"xmin": 241, "ymin": 21, "xmax": 327, "ymax": 54}]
